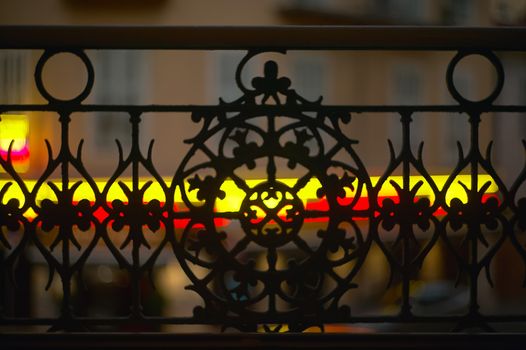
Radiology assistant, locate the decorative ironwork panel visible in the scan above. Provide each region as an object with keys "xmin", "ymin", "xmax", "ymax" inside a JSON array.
[{"xmin": 1, "ymin": 38, "xmax": 526, "ymax": 334}]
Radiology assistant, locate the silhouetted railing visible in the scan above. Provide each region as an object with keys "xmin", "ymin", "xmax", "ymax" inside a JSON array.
[{"xmin": 1, "ymin": 26, "xmax": 526, "ymax": 348}]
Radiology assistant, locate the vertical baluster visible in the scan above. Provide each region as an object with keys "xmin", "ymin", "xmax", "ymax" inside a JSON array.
[
  {"xmin": 468, "ymin": 111, "xmax": 481, "ymax": 316},
  {"xmin": 58, "ymin": 111, "xmax": 72, "ymax": 322},
  {"xmin": 400, "ymin": 111, "xmax": 413, "ymax": 318},
  {"xmin": 130, "ymin": 111, "xmax": 143, "ymax": 319}
]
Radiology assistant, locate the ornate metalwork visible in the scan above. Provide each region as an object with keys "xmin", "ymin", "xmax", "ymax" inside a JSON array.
[
  {"xmin": 1, "ymin": 42, "xmax": 526, "ymax": 334},
  {"xmin": 173, "ymin": 56, "xmax": 371, "ymax": 331}
]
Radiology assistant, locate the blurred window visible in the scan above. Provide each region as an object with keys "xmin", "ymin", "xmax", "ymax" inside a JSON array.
[
  {"xmin": 0, "ymin": 51, "xmax": 30, "ymax": 172},
  {"xmin": 93, "ymin": 51, "xmax": 146, "ymax": 151},
  {"xmin": 293, "ymin": 55, "xmax": 325, "ymax": 101},
  {"xmin": 442, "ymin": 71, "xmax": 470, "ymax": 166},
  {"xmin": 372, "ymin": 0, "xmax": 428, "ymax": 22},
  {"xmin": 442, "ymin": 0, "xmax": 472, "ymax": 25},
  {"xmin": 391, "ymin": 62, "xmax": 424, "ymax": 151},
  {"xmin": 216, "ymin": 51, "xmax": 246, "ymax": 102},
  {"xmin": 0, "ymin": 50, "xmax": 29, "ymax": 104},
  {"xmin": 389, "ymin": 0, "xmax": 424, "ymax": 21}
]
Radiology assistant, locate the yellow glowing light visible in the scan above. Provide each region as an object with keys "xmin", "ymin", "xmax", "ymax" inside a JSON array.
[
  {"xmin": 0, "ymin": 115, "xmax": 28, "ymax": 148},
  {"xmin": 0, "ymin": 175, "xmax": 498, "ymax": 219},
  {"xmin": 215, "ymin": 175, "xmax": 498, "ymax": 212},
  {"xmin": 369, "ymin": 175, "xmax": 498, "ymax": 205},
  {"xmin": 0, "ymin": 114, "xmax": 30, "ymax": 172}
]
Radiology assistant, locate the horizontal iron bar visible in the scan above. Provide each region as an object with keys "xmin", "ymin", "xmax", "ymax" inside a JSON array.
[
  {"xmin": 1, "ymin": 104, "xmax": 526, "ymax": 113},
  {"xmin": 1, "ymin": 26, "xmax": 526, "ymax": 50},
  {"xmin": 2, "ymin": 314, "xmax": 526, "ymax": 325},
  {"xmin": 3, "ymin": 333, "xmax": 526, "ymax": 350}
]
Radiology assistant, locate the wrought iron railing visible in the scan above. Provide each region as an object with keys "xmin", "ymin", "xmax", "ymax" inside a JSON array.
[{"xmin": 1, "ymin": 27, "xmax": 526, "ymax": 344}]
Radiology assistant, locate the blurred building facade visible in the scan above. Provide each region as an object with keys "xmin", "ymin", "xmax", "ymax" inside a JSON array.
[{"xmin": 2, "ymin": 0, "xmax": 524, "ymax": 178}]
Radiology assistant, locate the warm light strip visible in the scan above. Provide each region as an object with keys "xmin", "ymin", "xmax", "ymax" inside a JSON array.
[
  {"xmin": 0, "ymin": 114, "xmax": 30, "ymax": 172},
  {"xmin": 0, "ymin": 139, "xmax": 28, "ymax": 153},
  {"xmin": 215, "ymin": 175, "xmax": 498, "ymax": 212},
  {"xmin": 0, "ymin": 144, "xmax": 30, "ymax": 159},
  {"xmin": 0, "ymin": 175, "xmax": 498, "ymax": 211}
]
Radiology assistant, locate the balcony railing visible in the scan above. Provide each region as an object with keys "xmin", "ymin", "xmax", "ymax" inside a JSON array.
[{"xmin": 1, "ymin": 26, "xmax": 526, "ymax": 348}]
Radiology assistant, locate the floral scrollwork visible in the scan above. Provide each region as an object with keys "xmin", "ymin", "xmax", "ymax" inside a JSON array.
[
  {"xmin": 378, "ymin": 180, "xmax": 433, "ymax": 232},
  {"xmin": 108, "ymin": 181, "xmax": 164, "ymax": 249},
  {"xmin": 447, "ymin": 181, "xmax": 500, "ymax": 245}
]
